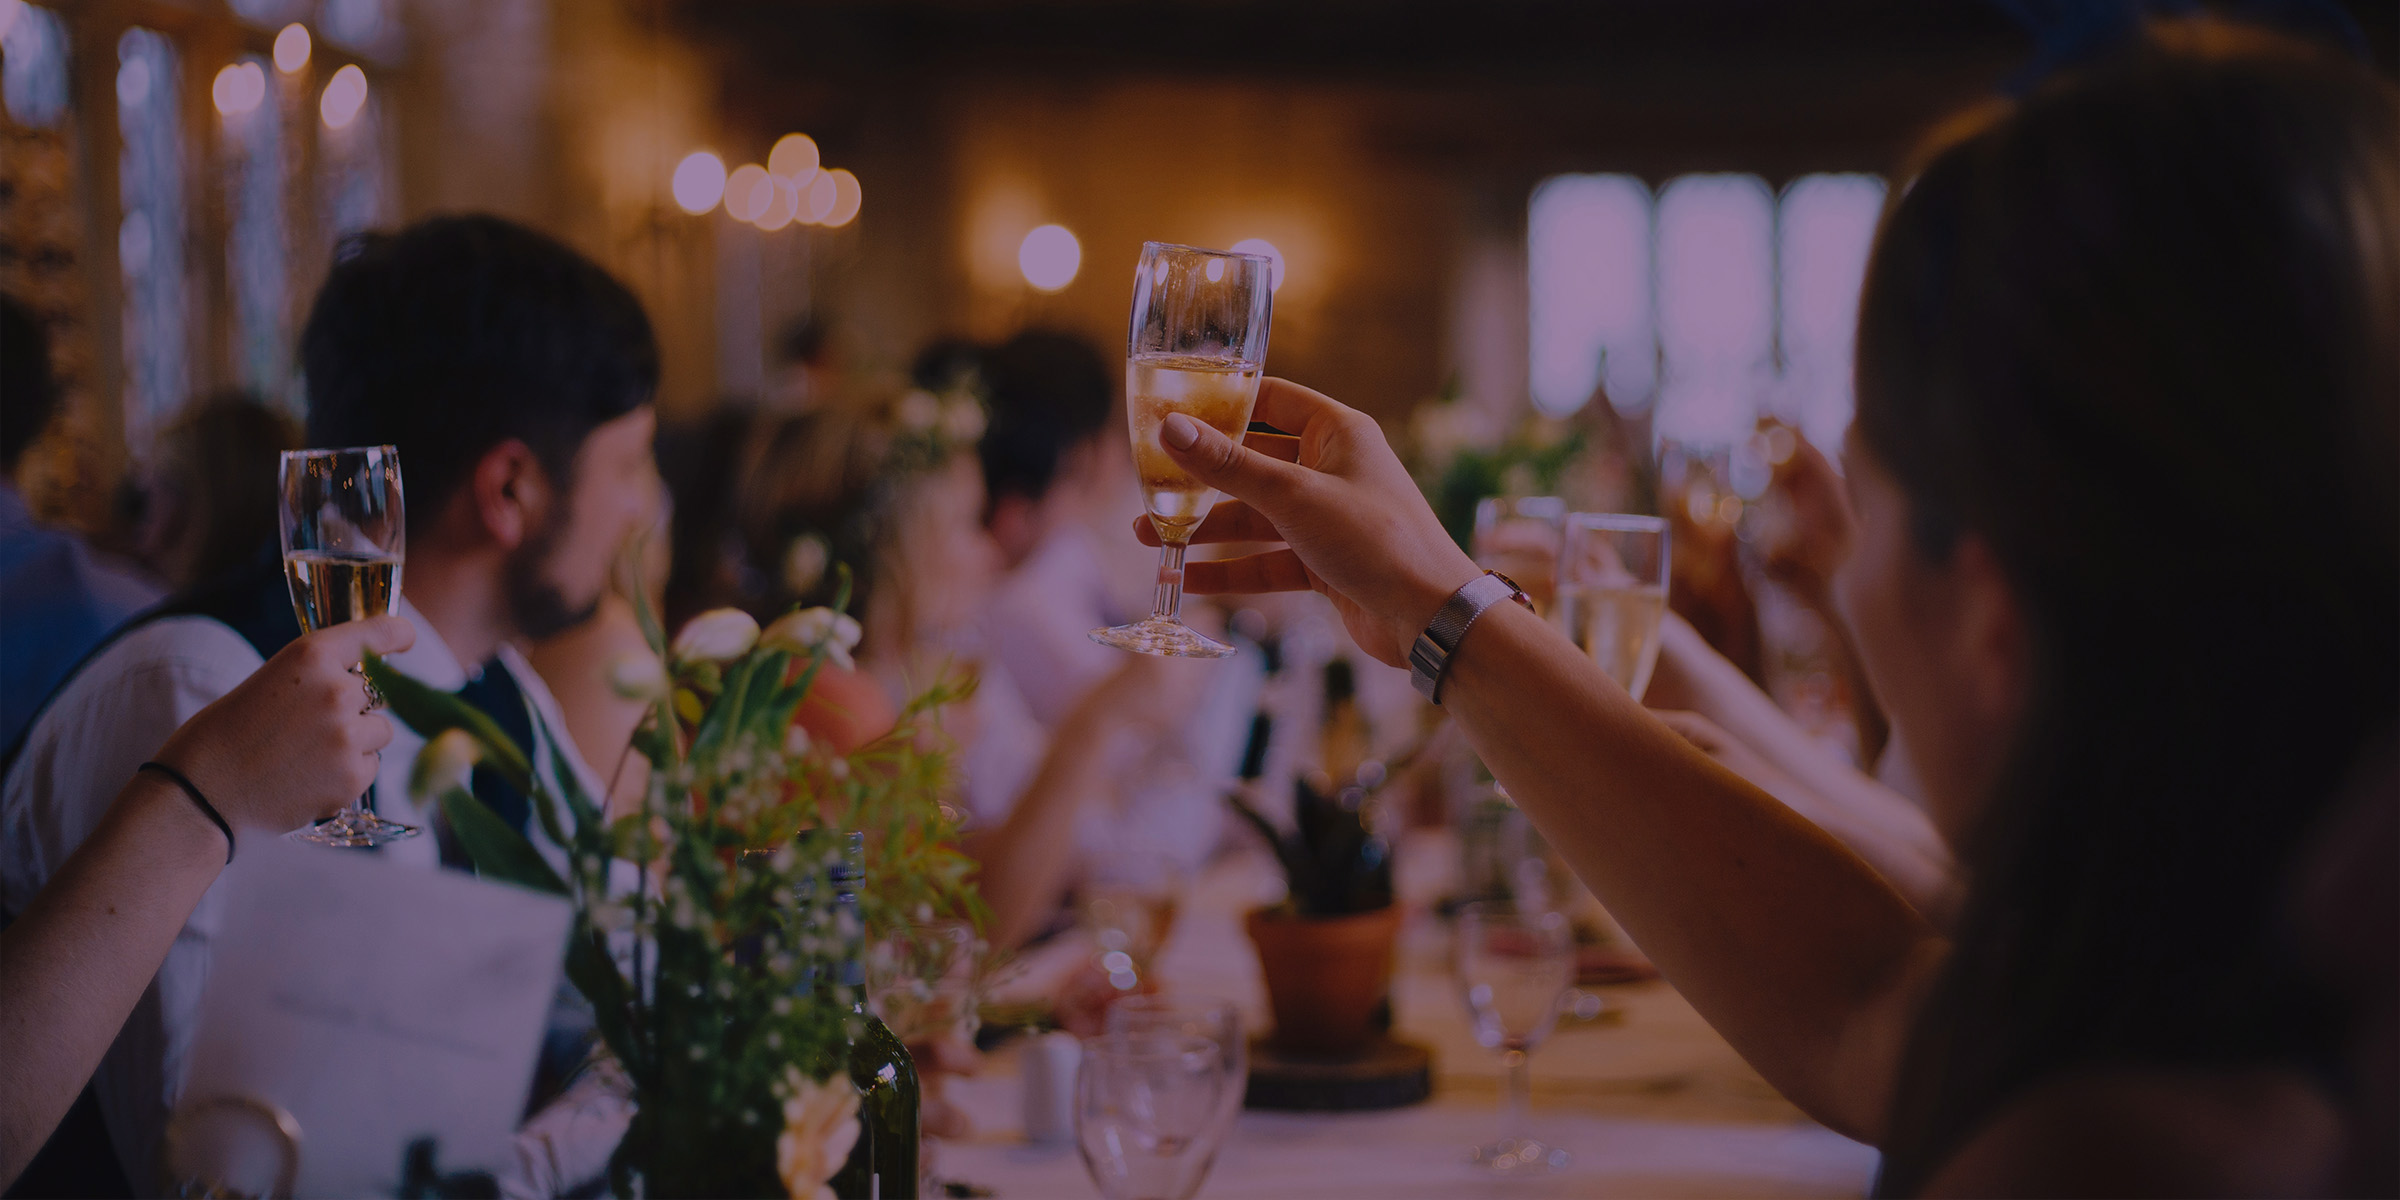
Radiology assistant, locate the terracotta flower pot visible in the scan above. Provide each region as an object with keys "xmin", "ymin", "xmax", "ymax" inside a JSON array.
[{"xmin": 1244, "ymin": 905, "xmax": 1402, "ymax": 1060}]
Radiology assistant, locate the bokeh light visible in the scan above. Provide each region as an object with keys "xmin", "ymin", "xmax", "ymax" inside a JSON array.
[
  {"xmin": 768, "ymin": 133, "xmax": 820, "ymax": 186},
  {"xmin": 319, "ymin": 63, "xmax": 367, "ymax": 129},
  {"xmin": 273, "ymin": 23, "xmax": 311, "ymax": 73},
  {"xmin": 671, "ymin": 150, "xmax": 727, "ymax": 215},
  {"xmin": 212, "ymin": 62, "xmax": 265, "ymax": 116},
  {"xmin": 822, "ymin": 169, "xmax": 862, "ymax": 228},
  {"xmin": 724, "ymin": 164, "xmax": 771, "ymax": 222},
  {"xmin": 755, "ymin": 177, "xmax": 799, "ymax": 231},
  {"xmin": 1231, "ymin": 238, "xmax": 1286, "ymax": 291},
  {"xmin": 1019, "ymin": 224, "xmax": 1080, "ymax": 291},
  {"xmin": 798, "ymin": 171, "xmax": 837, "ymax": 224}
]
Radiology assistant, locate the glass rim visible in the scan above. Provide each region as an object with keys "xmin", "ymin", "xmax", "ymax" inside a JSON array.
[
  {"xmin": 1563, "ymin": 512, "xmax": 1668, "ymax": 535},
  {"xmin": 1110, "ymin": 993, "xmax": 1238, "ymax": 1014},
  {"xmin": 1080, "ymin": 1031, "xmax": 1220, "ymax": 1061},
  {"xmin": 1456, "ymin": 899, "xmax": 1571, "ymax": 925},
  {"xmin": 281, "ymin": 444, "xmax": 398, "ymax": 461},
  {"xmin": 1140, "ymin": 240, "xmax": 1274, "ymax": 267}
]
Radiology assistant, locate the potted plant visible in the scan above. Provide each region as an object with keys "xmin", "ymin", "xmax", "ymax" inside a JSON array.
[
  {"xmin": 1230, "ymin": 766, "xmax": 1399, "ymax": 1061},
  {"xmin": 372, "ymin": 574, "xmax": 983, "ymax": 1199}
]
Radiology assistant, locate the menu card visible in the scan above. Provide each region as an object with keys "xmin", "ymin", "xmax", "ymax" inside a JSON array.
[{"xmin": 174, "ymin": 836, "xmax": 572, "ymax": 1196}]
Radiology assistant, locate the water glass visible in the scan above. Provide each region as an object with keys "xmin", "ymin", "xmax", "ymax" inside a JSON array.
[
  {"xmin": 1106, "ymin": 995, "xmax": 1247, "ymax": 1141},
  {"xmin": 1075, "ymin": 1033, "xmax": 1228, "ymax": 1200}
]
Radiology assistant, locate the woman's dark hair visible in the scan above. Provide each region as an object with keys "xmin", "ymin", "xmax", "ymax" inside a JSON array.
[
  {"xmin": 979, "ymin": 330, "xmax": 1113, "ymax": 506},
  {"xmin": 1857, "ymin": 22, "xmax": 2399, "ymax": 1192},
  {"xmin": 300, "ymin": 214, "xmax": 659, "ymax": 531},
  {"xmin": 148, "ymin": 392, "xmax": 301, "ymax": 588},
  {"xmin": 1, "ymin": 294, "xmax": 60, "ymax": 473}
]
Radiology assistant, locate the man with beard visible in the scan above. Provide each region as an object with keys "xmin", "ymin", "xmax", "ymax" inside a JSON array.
[{"xmin": 0, "ymin": 215, "xmax": 658, "ymax": 1192}]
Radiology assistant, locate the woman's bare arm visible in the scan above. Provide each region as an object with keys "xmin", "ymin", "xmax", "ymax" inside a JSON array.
[{"xmin": 1136, "ymin": 378, "xmax": 1943, "ymax": 1139}]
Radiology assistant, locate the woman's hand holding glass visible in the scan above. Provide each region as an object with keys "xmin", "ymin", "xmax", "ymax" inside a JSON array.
[{"xmin": 1130, "ymin": 377, "xmax": 1480, "ymax": 666}]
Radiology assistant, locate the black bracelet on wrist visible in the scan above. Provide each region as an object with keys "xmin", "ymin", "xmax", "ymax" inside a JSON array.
[{"xmin": 138, "ymin": 761, "xmax": 234, "ymax": 863}]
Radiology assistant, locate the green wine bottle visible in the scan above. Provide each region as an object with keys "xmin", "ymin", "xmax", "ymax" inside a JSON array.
[{"xmin": 827, "ymin": 835, "xmax": 920, "ymax": 1200}]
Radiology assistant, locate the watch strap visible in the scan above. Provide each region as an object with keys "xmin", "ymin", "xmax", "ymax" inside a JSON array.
[{"xmin": 1408, "ymin": 571, "xmax": 1529, "ymax": 704}]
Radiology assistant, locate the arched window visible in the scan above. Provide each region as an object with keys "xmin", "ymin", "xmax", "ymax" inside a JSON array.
[
  {"xmin": 1527, "ymin": 170, "xmax": 1886, "ymax": 451},
  {"xmin": 118, "ymin": 27, "xmax": 190, "ymax": 443},
  {"xmin": 1528, "ymin": 174, "xmax": 1653, "ymax": 418}
]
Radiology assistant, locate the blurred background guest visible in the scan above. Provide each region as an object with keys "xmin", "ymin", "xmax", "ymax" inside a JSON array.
[
  {"xmin": 0, "ymin": 297, "xmax": 160, "ymax": 750},
  {"xmin": 127, "ymin": 391, "xmax": 299, "ymax": 594}
]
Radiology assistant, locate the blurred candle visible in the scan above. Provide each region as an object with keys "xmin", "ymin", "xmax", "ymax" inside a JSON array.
[{"xmin": 212, "ymin": 62, "xmax": 265, "ymax": 116}]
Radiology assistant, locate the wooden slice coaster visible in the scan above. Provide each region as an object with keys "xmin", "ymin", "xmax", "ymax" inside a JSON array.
[{"xmin": 1243, "ymin": 1035, "xmax": 1433, "ymax": 1112}]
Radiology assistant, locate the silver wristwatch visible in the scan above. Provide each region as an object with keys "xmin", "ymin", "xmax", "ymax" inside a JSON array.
[{"xmin": 1408, "ymin": 571, "xmax": 1532, "ymax": 704}]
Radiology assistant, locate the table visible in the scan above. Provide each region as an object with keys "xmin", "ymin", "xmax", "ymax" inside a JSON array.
[{"xmin": 941, "ymin": 837, "xmax": 1878, "ymax": 1199}]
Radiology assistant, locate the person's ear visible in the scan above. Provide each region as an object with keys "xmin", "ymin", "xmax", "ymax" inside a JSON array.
[
  {"xmin": 466, "ymin": 439, "xmax": 552, "ymax": 552},
  {"xmin": 1946, "ymin": 533, "xmax": 2030, "ymax": 735}
]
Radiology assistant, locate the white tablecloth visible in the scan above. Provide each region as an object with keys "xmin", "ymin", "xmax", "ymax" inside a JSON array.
[{"xmin": 941, "ymin": 838, "xmax": 1878, "ymax": 1199}]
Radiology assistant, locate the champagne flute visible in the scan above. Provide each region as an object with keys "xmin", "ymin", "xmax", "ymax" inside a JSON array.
[
  {"xmin": 1092, "ymin": 242, "xmax": 1274, "ymax": 659},
  {"xmin": 1472, "ymin": 496, "xmax": 1567, "ymax": 615},
  {"xmin": 1555, "ymin": 513, "xmax": 1671, "ymax": 700},
  {"xmin": 1455, "ymin": 902, "xmax": 1575, "ymax": 1174},
  {"xmin": 280, "ymin": 445, "xmax": 417, "ymax": 846}
]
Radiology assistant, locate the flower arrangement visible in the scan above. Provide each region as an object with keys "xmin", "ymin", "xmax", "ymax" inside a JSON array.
[{"xmin": 368, "ymin": 571, "xmax": 982, "ymax": 1199}]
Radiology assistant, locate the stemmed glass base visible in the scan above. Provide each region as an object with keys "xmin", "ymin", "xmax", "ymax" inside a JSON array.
[
  {"xmin": 290, "ymin": 807, "xmax": 420, "ymax": 848},
  {"xmin": 1089, "ymin": 617, "xmax": 1235, "ymax": 659},
  {"xmin": 1468, "ymin": 1136, "xmax": 1570, "ymax": 1174}
]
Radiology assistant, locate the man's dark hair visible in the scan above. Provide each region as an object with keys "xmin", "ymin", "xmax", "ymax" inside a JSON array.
[
  {"xmin": 300, "ymin": 214, "xmax": 658, "ymax": 530},
  {"xmin": 977, "ymin": 330, "xmax": 1112, "ymax": 505},
  {"xmin": 1, "ymin": 295, "xmax": 61, "ymax": 473},
  {"xmin": 776, "ymin": 316, "xmax": 830, "ymax": 367}
]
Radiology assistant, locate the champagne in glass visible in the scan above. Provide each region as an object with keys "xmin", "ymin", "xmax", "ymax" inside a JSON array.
[
  {"xmin": 1555, "ymin": 513, "xmax": 1670, "ymax": 701},
  {"xmin": 280, "ymin": 445, "xmax": 418, "ymax": 846},
  {"xmin": 1093, "ymin": 242, "xmax": 1274, "ymax": 659}
]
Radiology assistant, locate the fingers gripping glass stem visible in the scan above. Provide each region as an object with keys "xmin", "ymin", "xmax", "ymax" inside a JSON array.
[{"xmin": 1093, "ymin": 241, "xmax": 1274, "ymax": 659}]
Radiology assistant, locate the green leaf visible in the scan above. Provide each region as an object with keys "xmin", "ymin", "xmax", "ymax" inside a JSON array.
[
  {"xmin": 734, "ymin": 649, "xmax": 790, "ymax": 745},
  {"xmin": 687, "ymin": 655, "xmax": 757, "ymax": 762},
  {"xmin": 364, "ymin": 655, "xmax": 534, "ymax": 795},
  {"xmin": 565, "ymin": 930, "xmax": 645, "ymax": 1089},
  {"xmin": 437, "ymin": 787, "xmax": 567, "ymax": 897},
  {"xmin": 828, "ymin": 562, "xmax": 853, "ymax": 616}
]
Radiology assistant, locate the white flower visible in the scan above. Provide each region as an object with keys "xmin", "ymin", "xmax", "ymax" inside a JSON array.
[
  {"xmin": 587, "ymin": 899, "xmax": 633, "ymax": 935},
  {"xmin": 605, "ymin": 649, "xmax": 669, "ymax": 701},
  {"xmin": 777, "ymin": 1069, "xmax": 861, "ymax": 1200},
  {"xmin": 670, "ymin": 608, "xmax": 759, "ymax": 663},
  {"xmin": 762, "ymin": 606, "xmax": 863, "ymax": 670},
  {"xmin": 781, "ymin": 534, "xmax": 831, "ymax": 596},
  {"xmin": 408, "ymin": 728, "xmax": 481, "ymax": 805},
  {"xmin": 784, "ymin": 723, "xmax": 814, "ymax": 758},
  {"xmin": 938, "ymin": 397, "xmax": 986, "ymax": 443},
  {"xmin": 896, "ymin": 389, "xmax": 941, "ymax": 432}
]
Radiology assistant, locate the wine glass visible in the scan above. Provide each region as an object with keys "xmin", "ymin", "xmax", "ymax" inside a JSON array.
[
  {"xmin": 1105, "ymin": 995, "xmax": 1246, "ymax": 1147},
  {"xmin": 1556, "ymin": 513, "xmax": 1671, "ymax": 700},
  {"xmin": 279, "ymin": 445, "xmax": 417, "ymax": 846},
  {"xmin": 1456, "ymin": 902, "xmax": 1574, "ymax": 1174},
  {"xmin": 1075, "ymin": 1032, "xmax": 1228, "ymax": 1200},
  {"xmin": 1080, "ymin": 849, "xmax": 1185, "ymax": 992},
  {"xmin": 1471, "ymin": 496, "xmax": 1567, "ymax": 615},
  {"xmin": 1092, "ymin": 242, "xmax": 1275, "ymax": 659}
]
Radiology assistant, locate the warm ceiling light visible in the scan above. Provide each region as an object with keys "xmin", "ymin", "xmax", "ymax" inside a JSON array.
[
  {"xmin": 319, "ymin": 63, "xmax": 367, "ymax": 129},
  {"xmin": 273, "ymin": 23, "xmax": 311, "ymax": 73},
  {"xmin": 724, "ymin": 164, "xmax": 771, "ymax": 222},
  {"xmin": 671, "ymin": 150, "xmax": 727, "ymax": 215},
  {"xmin": 1018, "ymin": 224, "xmax": 1081, "ymax": 292},
  {"xmin": 212, "ymin": 62, "xmax": 265, "ymax": 116},
  {"xmin": 1230, "ymin": 238, "xmax": 1286, "ymax": 292},
  {"xmin": 768, "ymin": 133, "xmax": 820, "ymax": 186},
  {"xmin": 821, "ymin": 169, "xmax": 862, "ymax": 228}
]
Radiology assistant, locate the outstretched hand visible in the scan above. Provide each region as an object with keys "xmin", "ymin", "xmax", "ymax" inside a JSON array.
[{"xmin": 1130, "ymin": 377, "xmax": 1478, "ymax": 667}]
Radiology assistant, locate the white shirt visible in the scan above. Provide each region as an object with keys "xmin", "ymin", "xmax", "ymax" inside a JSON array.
[
  {"xmin": 973, "ymin": 525, "xmax": 1263, "ymax": 877},
  {"xmin": 0, "ymin": 598, "xmax": 601, "ymax": 1192}
]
